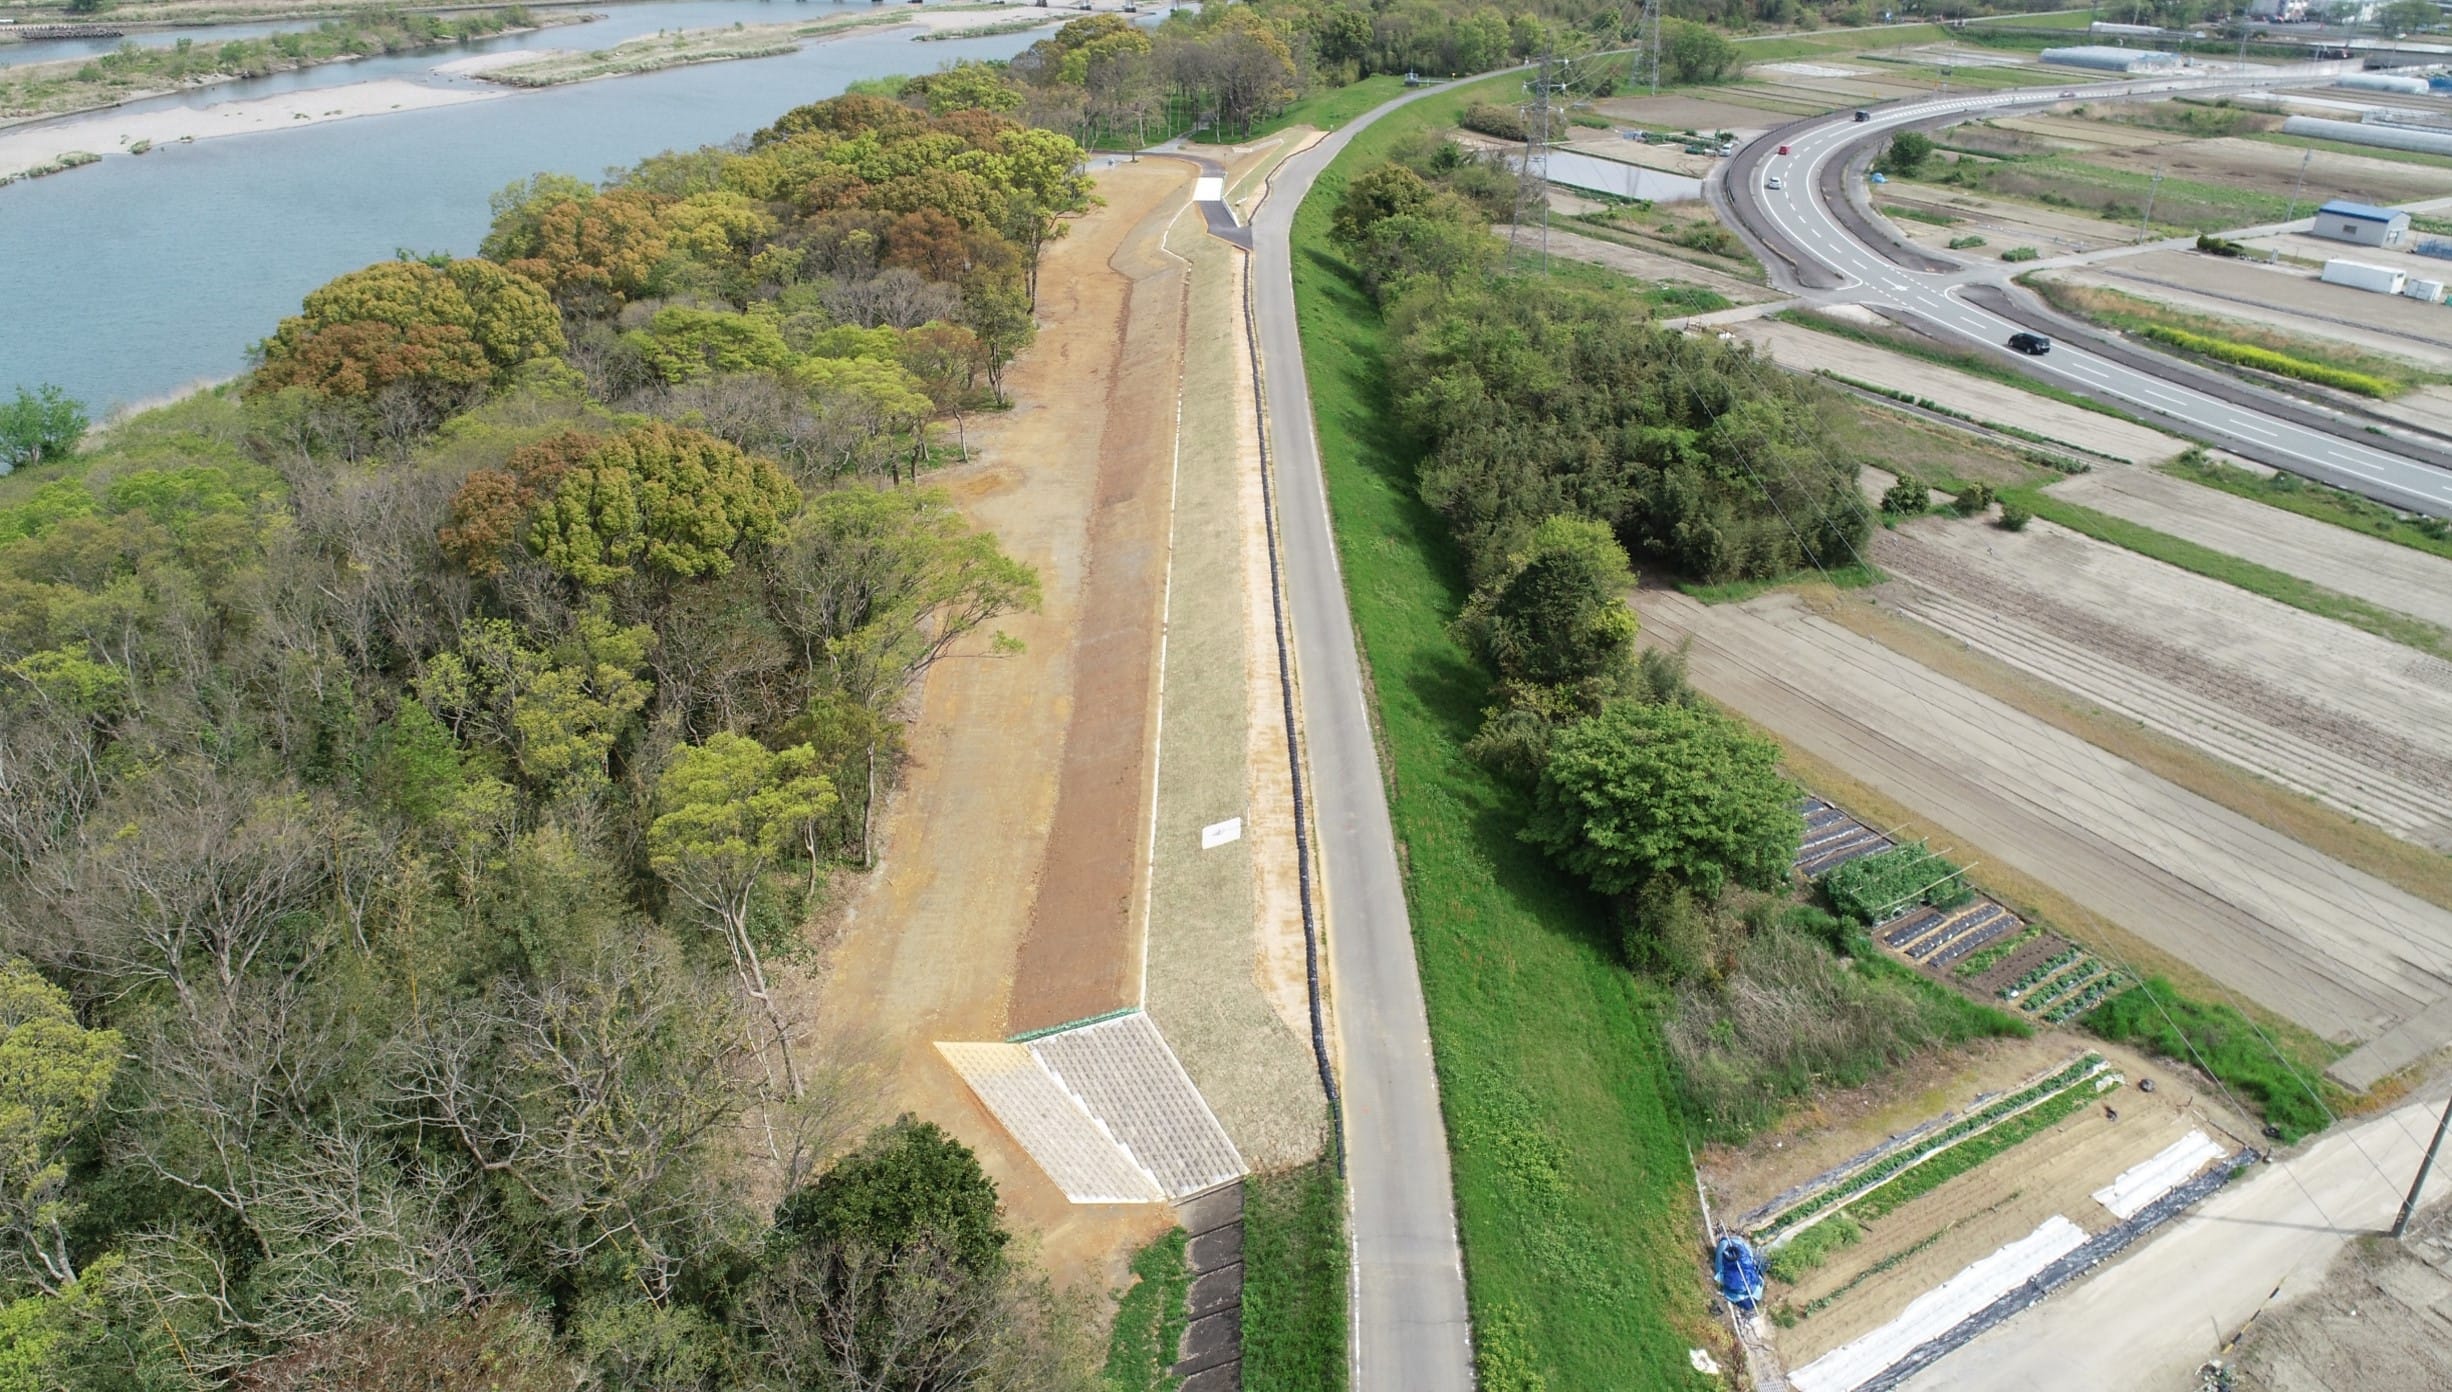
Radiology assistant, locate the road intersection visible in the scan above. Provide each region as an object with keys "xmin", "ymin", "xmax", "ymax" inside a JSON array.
[{"xmin": 1721, "ymin": 74, "xmax": 2452, "ymax": 517}]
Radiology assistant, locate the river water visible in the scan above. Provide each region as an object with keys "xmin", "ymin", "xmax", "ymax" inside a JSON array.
[{"xmin": 0, "ymin": 1, "xmax": 1078, "ymax": 411}]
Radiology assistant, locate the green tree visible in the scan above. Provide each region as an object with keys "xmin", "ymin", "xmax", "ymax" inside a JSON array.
[
  {"xmin": 649, "ymin": 732, "xmax": 837, "ymax": 1094},
  {"xmin": 0, "ymin": 388, "xmax": 88, "ymax": 473},
  {"xmin": 2380, "ymin": 0, "xmax": 2440, "ymax": 31},
  {"xmin": 528, "ymin": 422, "xmax": 800, "ymax": 585},
  {"xmin": 1524, "ymin": 700, "xmax": 1800, "ymax": 899},
  {"xmin": 1453, "ymin": 514, "xmax": 1639, "ymax": 695},
  {"xmin": 1878, "ymin": 131, "xmax": 1934, "ymax": 177},
  {"xmin": 624, "ymin": 307, "xmax": 798, "ymax": 385},
  {"xmin": 1660, "ymin": 19, "xmax": 1738, "ymax": 83},
  {"xmin": 1331, "ymin": 162, "xmax": 1436, "ymax": 248},
  {"xmin": 774, "ymin": 1117, "xmax": 1007, "ymax": 1277},
  {"xmin": 0, "ymin": 957, "xmax": 121, "ymax": 1293},
  {"xmin": 251, "ymin": 258, "xmax": 563, "ymax": 407}
]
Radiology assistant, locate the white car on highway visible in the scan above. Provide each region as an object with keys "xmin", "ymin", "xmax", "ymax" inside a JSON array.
[{"xmin": 1766, "ymin": 175, "xmax": 1784, "ymax": 190}]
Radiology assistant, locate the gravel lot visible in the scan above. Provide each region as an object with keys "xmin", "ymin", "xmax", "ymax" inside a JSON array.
[
  {"xmin": 1872, "ymin": 514, "xmax": 2452, "ymax": 848},
  {"xmin": 1637, "ymin": 586, "xmax": 2452, "ymax": 1052},
  {"xmin": 2053, "ymin": 468, "xmax": 2452, "ymax": 633}
]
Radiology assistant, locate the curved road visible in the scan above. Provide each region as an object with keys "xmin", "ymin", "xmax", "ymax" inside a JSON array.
[
  {"xmin": 1723, "ymin": 75, "xmax": 2452, "ymax": 518},
  {"xmin": 1244, "ymin": 83, "xmax": 1486, "ymax": 1392}
]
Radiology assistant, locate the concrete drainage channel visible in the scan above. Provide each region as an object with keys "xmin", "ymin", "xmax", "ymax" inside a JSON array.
[{"xmin": 1173, "ymin": 1185, "xmax": 1246, "ymax": 1390}]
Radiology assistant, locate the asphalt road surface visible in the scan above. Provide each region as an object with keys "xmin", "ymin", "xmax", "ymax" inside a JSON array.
[
  {"xmin": 1726, "ymin": 75, "xmax": 2452, "ymax": 518},
  {"xmin": 1247, "ymin": 88, "xmax": 1479, "ymax": 1392}
]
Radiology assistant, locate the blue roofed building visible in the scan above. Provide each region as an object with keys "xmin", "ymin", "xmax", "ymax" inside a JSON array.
[{"xmin": 2312, "ymin": 199, "xmax": 2411, "ymax": 249}]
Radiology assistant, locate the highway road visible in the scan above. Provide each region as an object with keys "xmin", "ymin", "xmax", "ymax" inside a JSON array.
[
  {"xmin": 1724, "ymin": 75, "xmax": 2452, "ymax": 518},
  {"xmin": 1245, "ymin": 88, "xmax": 1479, "ymax": 1392}
]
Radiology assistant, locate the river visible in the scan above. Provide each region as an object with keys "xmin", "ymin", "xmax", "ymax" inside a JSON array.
[{"xmin": 0, "ymin": 2, "xmax": 1082, "ymax": 412}]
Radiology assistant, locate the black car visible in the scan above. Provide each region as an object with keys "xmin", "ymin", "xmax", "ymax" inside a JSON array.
[{"xmin": 2007, "ymin": 332, "xmax": 2052, "ymax": 356}]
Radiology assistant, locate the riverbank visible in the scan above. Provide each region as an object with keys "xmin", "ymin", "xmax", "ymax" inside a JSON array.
[
  {"xmin": 0, "ymin": 76, "xmax": 501, "ymax": 181},
  {"xmin": 0, "ymin": 5, "xmax": 1040, "ymax": 185},
  {"xmin": 0, "ymin": 8, "xmax": 583, "ymax": 127},
  {"xmin": 467, "ymin": 10, "xmax": 960, "ymax": 88}
]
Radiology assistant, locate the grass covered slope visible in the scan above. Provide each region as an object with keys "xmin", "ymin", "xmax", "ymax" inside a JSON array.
[{"xmin": 1287, "ymin": 86, "xmax": 1715, "ymax": 1390}]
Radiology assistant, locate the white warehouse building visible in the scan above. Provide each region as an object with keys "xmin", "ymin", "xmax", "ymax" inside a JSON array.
[
  {"xmin": 2312, "ymin": 199, "xmax": 2413, "ymax": 248},
  {"xmin": 2039, "ymin": 45, "xmax": 2185, "ymax": 73}
]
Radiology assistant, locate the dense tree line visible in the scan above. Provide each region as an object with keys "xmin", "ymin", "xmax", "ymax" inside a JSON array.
[
  {"xmin": 1325, "ymin": 140, "xmax": 2000, "ymax": 1137},
  {"xmin": 0, "ymin": 92, "xmax": 1098, "ymax": 1388}
]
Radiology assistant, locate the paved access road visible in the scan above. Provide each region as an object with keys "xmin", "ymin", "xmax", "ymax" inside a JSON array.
[
  {"xmin": 1727, "ymin": 75, "xmax": 2452, "ymax": 518},
  {"xmin": 1899, "ymin": 1087, "xmax": 2452, "ymax": 1391},
  {"xmin": 1245, "ymin": 86, "xmax": 1482, "ymax": 1392}
]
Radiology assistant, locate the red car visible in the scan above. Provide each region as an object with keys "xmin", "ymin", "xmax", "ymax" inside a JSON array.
[{"xmin": 1777, "ymin": 143, "xmax": 1791, "ymax": 155}]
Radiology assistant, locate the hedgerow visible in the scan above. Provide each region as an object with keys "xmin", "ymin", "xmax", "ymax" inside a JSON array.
[{"xmin": 2138, "ymin": 326, "xmax": 2393, "ymax": 398}]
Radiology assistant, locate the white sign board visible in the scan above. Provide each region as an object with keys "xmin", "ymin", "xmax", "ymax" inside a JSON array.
[{"xmin": 1200, "ymin": 817, "xmax": 1243, "ymax": 850}]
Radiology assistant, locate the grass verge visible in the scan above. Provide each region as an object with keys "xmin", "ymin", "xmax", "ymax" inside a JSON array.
[
  {"xmin": 1257, "ymin": 74, "xmax": 1413, "ymax": 136},
  {"xmin": 2028, "ymin": 280, "xmax": 2441, "ymax": 398},
  {"xmin": 2005, "ymin": 485, "xmax": 2452, "ymax": 664},
  {"xmin": 1776, "ymin": 308, "xmax": 2160, "ymax": 432},
  {"xmin": 1291, "ymin": 79, "xmax": 1714, "ymax": 1391},
  {"xmin": 2164, "ymin": 455, "xmax": 2452, "ymax": 564},
  {"xmin": 1104, "ymin": 1229, "xmax": 1190, "ymax": 1392},
  {"xmin": 2085, "ymin": 977, "xmax": 2341, "ymax": 1141},
  {"xmin": 1242, "ymin": 1165, "xmax": 1348, "ymax": 1392},
  {"xmin": 1679, "ymin": 562, "xmax": 1884, "ymax": 605}
]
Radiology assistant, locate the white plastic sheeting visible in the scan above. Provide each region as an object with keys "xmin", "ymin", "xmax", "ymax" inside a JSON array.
[
  {"xmin": 2092, "ymin": 1131, "xmax": 2227, "ymax": 1220},
  {"xmin": 1790, "ymin": 1216, "xmax": 2089, "ymax": 1392}
]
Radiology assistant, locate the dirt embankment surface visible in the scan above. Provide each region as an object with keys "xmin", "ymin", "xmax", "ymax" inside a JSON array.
[
  {"xmin": 2229, "ymin": 1198, "xmax": 2452, "ymax": 1392},
  {"xmin": 1872, "ymin": 514, "xmax": 2452, "ymax": 849},
  {"xmin": 2055, "ymin": 468, "xmax": 2452, "ymax": 633},
  {"xmin": 817, "ymin": 160, "xmax": 1197, "ymax": 1290},
  {"xmin": 1635, "ymin": 586, "xmax": 2452, "ymax": 1050}
]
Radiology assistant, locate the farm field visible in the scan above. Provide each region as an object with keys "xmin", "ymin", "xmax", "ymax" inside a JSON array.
[
  {"xmin": 1527, "ymin": 223, "xmax": 1788, "ymax": 305},
  {"xmin": 1869, "ymin": 512, "xmax": 2452, "ymax": 848},
  {"xmin": 1634, "ymin": 586, "xmax": 2452, "ymax": 1076},
  {"xmin": 2053, "ymin": 468, "xmax": 2452, "ymax": 634},
  {"xmin": 1881, "ymin": 180, "xmax": 2138, "ymax": 254},
  {"xmin": 2078, "ymin": 132, "xmax": 2450, "ymax": 208},
  {"xmin": 1716, "ymin": 1034, "xmax": 2246, "ymax": 1382}
]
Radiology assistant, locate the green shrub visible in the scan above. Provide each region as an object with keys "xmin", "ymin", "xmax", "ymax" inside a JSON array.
[
  {"xmin": 1880, "ymin": 474, "xmax": 1931, "ymax": 515},
  {"xmin": 1820, "ymin": 843, "xmax": 1963, "ymax": 922},
  {"xmin": 2000, "ymin": 246, "xmax": 2040, "ymax": 262},
  {"xmin": 2083, "ymin": 977, "xmax": 2337, "ymax": 1141},
  {"xmin": 1951, "ymin": 481, "xmax": 1996, "ymax": 516},
  {"xmin": 2138, "ymin": 325, "xmax": 2393, "ymax": 398},
  {"xmin": 1460, "ymin": 101, "xmax": 1531, "ymax": 143},
  {"xmin": 1103, "ymin": 1229, "xmax": 1190, "ymax": 1391},
  {"xmin": 1765, "ymin": 1213, "xmax": 1862, "ymax": 1284},
  {"xmin": 1947, "ymin": 234, "xmax": 1988, "ymax": 249},
  {"xmin": 1998, "ymin": 502, "xmax": 2032, "ymax": 531}
]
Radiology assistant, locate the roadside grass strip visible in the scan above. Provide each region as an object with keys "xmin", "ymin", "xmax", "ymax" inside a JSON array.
[
  {"xmin": 2006, "ymin": 487, "xmax": 2452, "ymax": 665},
  {"xmin": 1103, "ymin": 1228, "xmax": 1192, "ymax": 1392},
  {"xmin": 2163, "ymin": 454, "xmax": 2452, "ymax": 563},
  {"xmin": 1241, "ymin": 1164, "xmax": 1347, "ymax": 1392},
  {"xmin": 1776, "ymin": 309, "xmax": 2155, "ymax": 430},
  {"xmin": 1289, "ymin": 74, "xmax": 1713, "ymax": 1389},
  {"xmin": 1788, "ymin": 1216, "xmax": 2089, "ymax": 1392},
  {"xmin": 2091, "ymin": 1130, "xmax": 2225, "ymax": 1221},
  {"xmin": 1755, "ymin": 1055, "xmax": 2110, "ymax": 1247}
]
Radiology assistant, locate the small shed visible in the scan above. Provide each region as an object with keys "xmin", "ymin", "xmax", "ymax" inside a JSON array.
[{"xmin": 2312, "ymin": 199, "xmax": 2411, "ymax": 249}]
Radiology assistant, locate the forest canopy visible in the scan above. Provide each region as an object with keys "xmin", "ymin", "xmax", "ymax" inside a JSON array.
[{"xmin": 0, "ymin": 91, "xmax": 1086, "ymax": 1389}]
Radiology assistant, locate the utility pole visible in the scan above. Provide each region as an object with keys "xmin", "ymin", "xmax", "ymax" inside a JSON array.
[
  {"xmin": 2283, "ymin": 146, "xmax": 2312, "ymax": 224},
  {"xmin": 2139, "ymin": 164, "xmax": 2164, "ymax": 242},
  {"xmin": 2390, "ymin": 1091, "xmax": 2452, "ymax": 1240}
]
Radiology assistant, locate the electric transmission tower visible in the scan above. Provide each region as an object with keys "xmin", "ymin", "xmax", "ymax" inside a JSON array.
[
  {"xmin": 1639, "ymin": 0, "xmax": 1664, "ymax": 96},
  {"xmin": 1510, "ymin": 52, "xmax": 1564, "ymax": 270}
]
